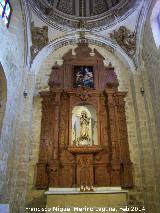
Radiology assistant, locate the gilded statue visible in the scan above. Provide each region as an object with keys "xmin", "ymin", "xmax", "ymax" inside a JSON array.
[
  {"xmin": 80, "ymin": 111, "xmax": 90, "ymax": 139},
  {"xmin": 77, "ymin": 111, "xmax": 91, "ymax": 145}
]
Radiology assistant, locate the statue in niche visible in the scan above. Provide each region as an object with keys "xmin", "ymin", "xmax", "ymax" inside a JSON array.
[
  {"xmin": 79, "ymin": 111, "xmax": 90, "ymax": 140},
  {"xmin": 72, "ymin": 105, "xmax": 98, "ymax": 146},
  {"xmin": 77, "ymin": 111, "xmax": 91, "ymax": 146}
]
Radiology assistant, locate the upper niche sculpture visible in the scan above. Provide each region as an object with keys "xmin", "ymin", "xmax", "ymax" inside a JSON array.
[
  {"xmin": 35, "ymin": 42, "xmax": 133, "ymax": 189},
  {"xmin": 109, "ymin": 26, "xmax": 136, "ymax": 56},
  {"xmin": 31, "ymin": 24, "xmax": 48, "ymax": 57}
]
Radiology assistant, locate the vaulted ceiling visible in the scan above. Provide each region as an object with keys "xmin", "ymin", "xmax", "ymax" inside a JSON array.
[
  {"xmin": 29, "ymin": 0, "xmax": 140, "ymax": 30},
  {"xmin": 43, "ymin": 0, "xmax": 123, "ymax": 16}
]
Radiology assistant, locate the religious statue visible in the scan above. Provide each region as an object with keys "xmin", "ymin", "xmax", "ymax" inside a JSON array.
[
  {"xmin": 80, "ymin": 111, "xmax": 89, "ymax": 139},
  {"xmin": 77, "ymin": 111, "xmax": 91, "ymax": 145},
  {"xmin": 72, "ymin": 105, "xmax": 97, "ymax": 146}
]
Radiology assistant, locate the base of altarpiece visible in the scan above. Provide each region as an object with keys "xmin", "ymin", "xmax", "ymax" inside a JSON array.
[{"xmin": 45, "ymin": 187, "xmax": 128, "ymax": 213}]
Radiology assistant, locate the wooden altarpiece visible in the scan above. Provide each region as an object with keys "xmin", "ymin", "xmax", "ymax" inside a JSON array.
[{"xmin": 35, "ymin": 42, "xmax": 133, "ymax": 189}]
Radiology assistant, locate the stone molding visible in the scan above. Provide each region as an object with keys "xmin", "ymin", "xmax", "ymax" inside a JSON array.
[
  {"xmin": 28, "ymin": 0, "xmax": 141, "ymax": 31},
  {"xmin": 30, "ymin": 33, "xmax": 136, "ymax": 75}
]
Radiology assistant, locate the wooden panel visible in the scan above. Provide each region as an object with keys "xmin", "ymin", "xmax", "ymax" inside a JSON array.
[{"xmin": 35, "ymin": 42, "xmax": 133, "ymax": 189}]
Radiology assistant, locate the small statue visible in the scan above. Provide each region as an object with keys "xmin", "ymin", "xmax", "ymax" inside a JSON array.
[
  {"xmin": 80, "ymin": 185, "xmax": 84, "ymax": 192},
  {"xmin": 80, "ymin": 184, "xmax": 94, "ymax": 192},
  {"xmin": 77, "ymin": 111, "xmax": 92, "ymax": 146},
  {"xmin": 80, "ymin": 111, "xmax": 90, "ymax": 140}
]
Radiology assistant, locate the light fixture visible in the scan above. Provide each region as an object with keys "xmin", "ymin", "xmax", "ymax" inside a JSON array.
[
  {"xmin": 140, "ymin": 87, "xmax": 145, "ymax": 96},
  {"xmin": 23, "ymin": 90, "xmax": 28, "ymax": 98}
]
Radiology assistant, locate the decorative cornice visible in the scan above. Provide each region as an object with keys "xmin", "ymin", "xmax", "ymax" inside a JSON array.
[{"xmin": 28, "ymin": 0, "xmax": 141, "ymax": 31}]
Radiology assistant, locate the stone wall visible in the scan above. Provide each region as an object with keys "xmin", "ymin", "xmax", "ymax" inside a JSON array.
[
  {"xmin": 128, "ymin": 69, "xmax": 160, "ymax": 212},
  {"xmin": 143, "ymin": 0, "xmax": 160, "ymax": 139},
  {"xmin": 0, "ymin": 0, "xmax": 27, "ymax": 210},
  {"xmin": 142, "ymin": 0, "xmax": 160, "ymax": 212}
]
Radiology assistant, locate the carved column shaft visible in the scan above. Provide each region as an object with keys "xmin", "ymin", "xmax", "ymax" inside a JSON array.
[
  {"xmin": 48, "ymin": 93, "xmax": 61, "ymax": 187},
  {"xmin": 106, "ymin": 89, "xmax": 133, "ymax": 188},
  {"xmin": 36, "ymin": 94, "xmax": 52, "ymax": 189},
  {"xmin": 117, "ymin": 93, "xmax": 130, "ymax": 161},
  {"xmin": 107, "ymin": 91, "xmax": 120, "ymax": 162},
  {"xmin": 59, "ymin": 94, "xmax": 69, "ymax": 149},
  {"xmin": 38, "ymin": 96, "xmax": 51, "ymax": 162},
  {"xmin": 117, "ymin": 93, "xmax": 133, "ymax": 188},
  {"xmin": 99, "ymin": 96, "xmax": 108, "ymax": 147},
  {"xmin": 106, "ymin": 89, "xmax": 121, "ymax": 186},
  {"xmin": 52, "ymin": 93, "xmax": 61, "ymax": 160}
]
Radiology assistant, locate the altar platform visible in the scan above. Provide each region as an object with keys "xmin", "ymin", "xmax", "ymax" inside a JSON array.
[{"xmin": 45, "ymin": 187, "xmax": 128, "ymax": 213}]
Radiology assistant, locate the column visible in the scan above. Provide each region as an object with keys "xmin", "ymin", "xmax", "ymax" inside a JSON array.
[
  {"xmin": 47, "ymin": 93, "xmax": 61, "ymax": 187},
  {"xmin": 106, "ymin": 88, "xmax": 121, "ymax": 186}
]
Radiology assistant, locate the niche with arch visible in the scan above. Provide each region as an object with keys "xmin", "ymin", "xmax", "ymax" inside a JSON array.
[{"xmin": 71, "ymin": 104, "xmax": 98, "ymax": 146}]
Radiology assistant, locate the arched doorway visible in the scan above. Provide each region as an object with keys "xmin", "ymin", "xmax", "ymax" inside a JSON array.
[{"xmin": 0, "ymin": 63, "xmax": 7, "ymax": 136}]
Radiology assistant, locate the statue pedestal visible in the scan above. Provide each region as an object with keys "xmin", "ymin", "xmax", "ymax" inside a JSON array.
[{"xmin": 45, "ymin": 187, "xmax": 128, "ymax": 213}]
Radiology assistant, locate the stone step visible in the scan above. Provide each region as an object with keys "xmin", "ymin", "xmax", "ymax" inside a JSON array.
[{"xmin": 46, "ymin": 190, "xmax": 128, "ymax": 213}]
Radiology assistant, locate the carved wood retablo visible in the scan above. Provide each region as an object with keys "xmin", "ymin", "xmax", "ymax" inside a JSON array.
[{"xmin": 35, "ymin": 42, "xmax": 133, "ymax": 189}]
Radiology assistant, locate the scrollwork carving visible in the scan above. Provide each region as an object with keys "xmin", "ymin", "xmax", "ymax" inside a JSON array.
[
  {"xmin": 75, "ymin": 87, "xmax": 92, "ymax": 101},
  {"xmin": 109, "ymin": 26, "xmax": 136, "ymax": 56},
  {"xmin": 31, "ymin": 24, "xmax": 48, "ymax": 57}
]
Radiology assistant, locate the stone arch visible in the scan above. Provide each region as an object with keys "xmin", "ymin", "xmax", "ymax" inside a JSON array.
[
  {"xmin": 150, "ymin": 0, "xmax": 160, "ymax": 48},
  {"xmin": 31, "ymin": 33, "xmax": 136, "ymax": 76},
  {"xmin": 0, "ymin": 63, "xmax": 7, "ymax": 136}
]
